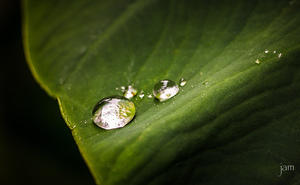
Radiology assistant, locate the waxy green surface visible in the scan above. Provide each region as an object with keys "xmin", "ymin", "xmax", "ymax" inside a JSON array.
[{"xmin": 23, "ymin": 0, "xmax": 300, "ymax": 184}]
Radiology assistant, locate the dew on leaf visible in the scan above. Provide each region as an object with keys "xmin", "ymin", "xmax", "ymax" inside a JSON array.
[
  {"xmin": 203, "ymin": 81, "xmax": 209, "ymax": 86},
  {"xmin": 92, "ymin": 96, "xmax": 135, "ymax": 130},
  {"xmin": 179, "ymin": 78, "xmax": 187, "ymax": 87},
  {"xmin": 138, "ymin": 91, "xmax": 145, "ymax": 99},
  {"xmin": 123, "ymin": 85, "xmax": 138, "ymax": 99},
  {"xmin": 153, "ymin": 79, "xmax": 179, "ymax": 102},
  {"xmin": 120, "ymin": 86, "xmax": 125, "ymax": 92}
]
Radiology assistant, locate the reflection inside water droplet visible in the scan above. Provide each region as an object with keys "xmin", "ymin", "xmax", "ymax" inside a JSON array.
[
  {"xmin": 153, "ymin": 79, "xmax": 179, "ymax": 102},
  {"xmin": 92, "ymin": 96, "xmax": 135, "ymax": 130}
]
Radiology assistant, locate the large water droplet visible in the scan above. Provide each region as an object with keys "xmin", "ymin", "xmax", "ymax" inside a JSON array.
[
  {"xmin": 153, "ymin": 79, "xmax": 179, "ymax": 102},
  {"xmin": 92, "ymin": 96, "xmax": 135, "ymax": 130}
]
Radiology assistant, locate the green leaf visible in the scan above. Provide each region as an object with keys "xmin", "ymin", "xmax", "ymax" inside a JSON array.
[{"xmin": 23, "ymin": 0, "xmax": 300, "ymax": 184}]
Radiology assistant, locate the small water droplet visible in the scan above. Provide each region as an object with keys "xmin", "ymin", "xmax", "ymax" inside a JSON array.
[
  {"xmin": 120, "ymin": 86, "xmax": 125, "ymax": 92},
  {"xmin": 138, "ymin": 91, "xmax": 145, "ymax": 99},
  {"xmin": 179, "ymin": 78, "xmax": 187, "ymax": 87},
  {"xmin": 273, "ymin": 50, "xmax": 277, "ymax": 54},
  {"xmin": 278, "ymin": 53, "xmax": 282, "ymax": 58},
  {"xmin": 115, "ymin": 87, "xmax": 119, "ymax": 90},
  {"xmin": 153, "ymin": 79, "xmax": 179, "ymax": 102},
  {"xmin": 92, "ymin": 96, "xmax": 135, "ymax": 130},
  {"xmin": 255, "ymin": 59, "xmax": 261, "ymax": 64},
  {"xmin": 123, "ymin": 85, "xmax": 138, "ymax": 99},
  {"xmin": 264, "ymin": 50, "xmax": 269, "ymax": 54}
]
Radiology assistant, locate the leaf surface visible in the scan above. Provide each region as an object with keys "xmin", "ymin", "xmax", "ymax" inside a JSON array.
[{"xmin": 23, "ymin": 0, "xmax": 300, "ymax": 184}]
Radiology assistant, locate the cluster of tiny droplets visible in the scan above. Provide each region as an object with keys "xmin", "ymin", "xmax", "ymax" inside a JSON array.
[{"xmin": 255, "ymin": 49, "xmax": 283, "ymax": 65}]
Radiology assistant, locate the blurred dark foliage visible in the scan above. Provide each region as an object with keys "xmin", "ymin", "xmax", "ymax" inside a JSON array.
[{"xmin": 0, "ymin": 1, "xmax": 94, "ymax": 184}]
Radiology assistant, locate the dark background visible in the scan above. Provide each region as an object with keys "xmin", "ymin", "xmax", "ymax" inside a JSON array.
[{"xmin": 0, "ymin": 1, "xmax": 94, "ymax": 184}]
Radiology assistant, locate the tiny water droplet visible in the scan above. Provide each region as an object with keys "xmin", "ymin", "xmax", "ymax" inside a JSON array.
[
  {"xmin": 153, "ymin": 79, "xmax": 179, "ymax": 102},
  {"xmin": 115, "ymin": 87, "xmax": 119, "ymax": 90},
  {"xmin": 92, "ymin": 96, "xmax": 135, "ymax": 130},
  {"xmin": 278, "ymin": 53, "xmax": 282, "ymax": 58},
  {"xmin": 202, "ymin": 81, "xmax": 209, "ymax": 86},
  {"xmin": 123, "ymin": 85, "xmax": 138, "ymax": 99},
  {"xmin": 179, "ymin": 78, "xmax": 187, "ymax": 87},
  {"xmin": 79, "ymin": 46, "xmax": 87, "ymax": 54},
  {"xmin": 264, "ymin": 50, "xmax": 269, "ymax": 54},
  {"xmin": 273, "ymin": 50, "xmax": 277, "ymax": 54},
  {"xmin": 255, "ymin": 59, "xmax": 261, "ymax": 64}
]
